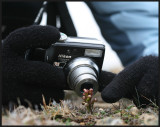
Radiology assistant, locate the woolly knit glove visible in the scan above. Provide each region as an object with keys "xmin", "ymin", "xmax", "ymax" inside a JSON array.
[
  {"xmin": 99, "ymin": 56, "xmax": 159, "ymax": 108},
  {"xmin": 2, "ymin": 25, "xmax": 68, "ymax": 107}
]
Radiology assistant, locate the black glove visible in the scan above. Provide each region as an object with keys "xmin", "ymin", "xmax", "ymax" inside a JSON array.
[
  {"xmin": 99, "ymin": 55, "xmax": 159, "ymax": 108},
  {"xmin": 2, "ymin": 25, "xmax": 68, "ymax": 108}
]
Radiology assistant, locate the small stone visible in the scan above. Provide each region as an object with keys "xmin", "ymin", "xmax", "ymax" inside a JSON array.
[
  {"xmin": 139, "ymin": 113, "xmax": 158, "ymax": 125},
  {"xmin": 70, "ymin": 121, "xmax": 79, "ymax": 125},
  {"xmin": 96, "ymin": 117, "xmax": 124, "ymax": 125},
  {"xmin": 113, "ymin": 112, "xmax": 121, "ymax": 117},
  {"xmin": 80, "ymin": 122, "xmax": 85, "ymax": 125},
  {"xmin": 99, "ymin": 108, "xmax": 104, "ymax": 111},
  {"xmin": 130, "ymin": 107, "xmax": 139, "ymax": 116},
  {"xmin": 121, "ymin": 109, "xmax": 125, "ymax": 114}
]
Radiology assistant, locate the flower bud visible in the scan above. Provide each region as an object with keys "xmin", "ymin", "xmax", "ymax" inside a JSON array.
[
  {"xmin": 88, "ymin": 95, "xmax": 91, "ymax": 98},
  {"xmin": 89, "ymin": 88, "xmax": 93, "ymax": 92},
  {"xmin": 83, "ymin": 89, "xmax": 87, "ymax": 92},
  {"xmin": 82, "ymin": 96, "xmax": 85, "ymax": 100},
  {"xmin": 94, "ymin": 98, "xmax": 97, "ymax": 102},
  {"xmin": 85, "ymin": 89, "xmax": 88, "ymax": 93},
  {"xmin": 89, "ymin": 89, "xmax": 93, "ymax": 95}
]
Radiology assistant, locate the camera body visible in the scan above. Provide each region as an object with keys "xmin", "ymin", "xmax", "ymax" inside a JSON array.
[{"xmin": 26, "ymin": 36, "xmax": 105, "ymax": 96}]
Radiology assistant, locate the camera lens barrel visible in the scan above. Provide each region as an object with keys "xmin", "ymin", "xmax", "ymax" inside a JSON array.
[{"xmin": 64, "ymin": 57, "xmax": 99, "ymax": 97}]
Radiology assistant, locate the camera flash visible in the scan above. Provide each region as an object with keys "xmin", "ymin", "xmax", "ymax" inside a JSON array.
[{"xmin": 85, "ymin": 49, "xmax": 102, "ymax": 57}]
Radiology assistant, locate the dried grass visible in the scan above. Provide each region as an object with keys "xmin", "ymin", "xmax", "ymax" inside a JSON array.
[{"xmin": 2, "ymin": 94, "xmax": 159, "ymax": 125}]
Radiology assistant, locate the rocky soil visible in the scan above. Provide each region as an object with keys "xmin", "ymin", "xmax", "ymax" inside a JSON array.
[{"xmin": 2, "ymin": 91, "xmax": 159, "ymax": 125}]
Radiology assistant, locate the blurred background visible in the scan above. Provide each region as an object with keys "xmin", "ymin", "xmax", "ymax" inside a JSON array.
[
  {"xmin": 34, "ymin": 1, "xmax": 124, "ymax": 73},
  {"xmin": 2, "ymin": 1, "xmax": 123, "ymax": 73},
  {"xmin": 65, "ymin": 2, "xmax": 124, "ymax": 73}
]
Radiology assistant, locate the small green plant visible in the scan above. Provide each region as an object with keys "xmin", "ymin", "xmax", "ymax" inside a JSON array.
[{"xmin": 82, "ymin": 88, "xmax": 97, "ymax": 114}]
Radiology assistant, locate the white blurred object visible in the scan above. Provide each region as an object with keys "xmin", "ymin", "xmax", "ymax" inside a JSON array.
[
  {"xmin": 40, "ymin": 12, "xmax": 47, "ymax": 25},
  {"xmin": 66, "ymin": 2, "xmax": 123, "ymax": 73}
]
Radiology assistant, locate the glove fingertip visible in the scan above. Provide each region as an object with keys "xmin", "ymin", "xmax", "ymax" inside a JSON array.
[
  {"xmin": 101, "ymin": 87, "xmax": 122, "ymax": 103},
  {"xmin": 44, "ymin": 25, "xmax": 61, "ymax": 42}
]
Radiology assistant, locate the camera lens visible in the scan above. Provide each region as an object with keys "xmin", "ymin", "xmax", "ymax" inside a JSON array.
[
  {"xmin": 80, "ymin": 83, "xmax": 93, "ymax": 93},
  {"xmin": 64, "ymin": 57, "xmax": 99, "ymax": 97}
]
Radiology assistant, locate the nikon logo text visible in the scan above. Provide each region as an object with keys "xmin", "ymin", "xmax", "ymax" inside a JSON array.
[{"xmin": 58, "ymin": 54, "xmax": 72, "ymax": 59}]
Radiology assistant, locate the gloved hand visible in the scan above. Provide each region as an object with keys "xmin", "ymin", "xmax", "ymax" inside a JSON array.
[
  {"xmin": 2, "ymin": 25, "xmax": 68, "ymax": 108},
  {"xmin": 99, "ymin": 55, "xmax": 159, "ymax": 108}
]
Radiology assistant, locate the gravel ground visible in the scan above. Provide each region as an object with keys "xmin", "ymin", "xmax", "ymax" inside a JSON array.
[
  {"xmin": 2, "ymin": 91, "xmax": 159, "ymax": 125},
  {"xmin": 2, "ymin": 67, "xmax": 159, "ymax": 125}
]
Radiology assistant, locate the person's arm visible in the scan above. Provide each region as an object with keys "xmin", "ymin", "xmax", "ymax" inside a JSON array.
[{"xmin": 86, "ymin": 2, "xmax": 158, "ymax": 66}]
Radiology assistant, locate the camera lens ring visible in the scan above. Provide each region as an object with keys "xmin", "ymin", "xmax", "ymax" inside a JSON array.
[
  {"xmin": 65, "ymin": 57, "xmax": 99, "ymax": 76},
  {"xmin": 65, "ymin": 57, "xmax": 99, "ymax": 88},
  {"xmin": 74, "ymin": 74, "xmax": 99, "ymax": 97},
  {"xmin": 64, "ymin": 57, "xmax": 99, "ymax": 96},
  {"xmin": 68, "ymin": 65, "xmax": 97, "ymax": 89}
]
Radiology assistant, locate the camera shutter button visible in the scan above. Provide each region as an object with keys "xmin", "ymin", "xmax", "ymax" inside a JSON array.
[{"xmin": 59, "ymin": 32, "xmax": 67, "ymax": 42}]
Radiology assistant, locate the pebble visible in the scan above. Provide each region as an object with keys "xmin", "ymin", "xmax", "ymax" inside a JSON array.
[
  {"xmin": 113, "ymin": 112, "xmax": 121, "ymax": 117},
  {"xmin": 80, "ymin": 122, "xmax": 85, "ymax": 125},
  {"xmin": 96, "ymin": 117, "xmax": 125, "ymax": 125},
  {"xmin": 99, "ymin": 108, "xmax": 104, "ymax": 111},
  {"xmin": 139, "ymin": 113, "xmax": 158, "ymax": 125},
  {"xmin": 130, "ymin": 107, "xmax": 139, "ymax": 116},
  {"xmin": 70, "ymin": 121, "xmax": 79, "ymax": 125}
]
